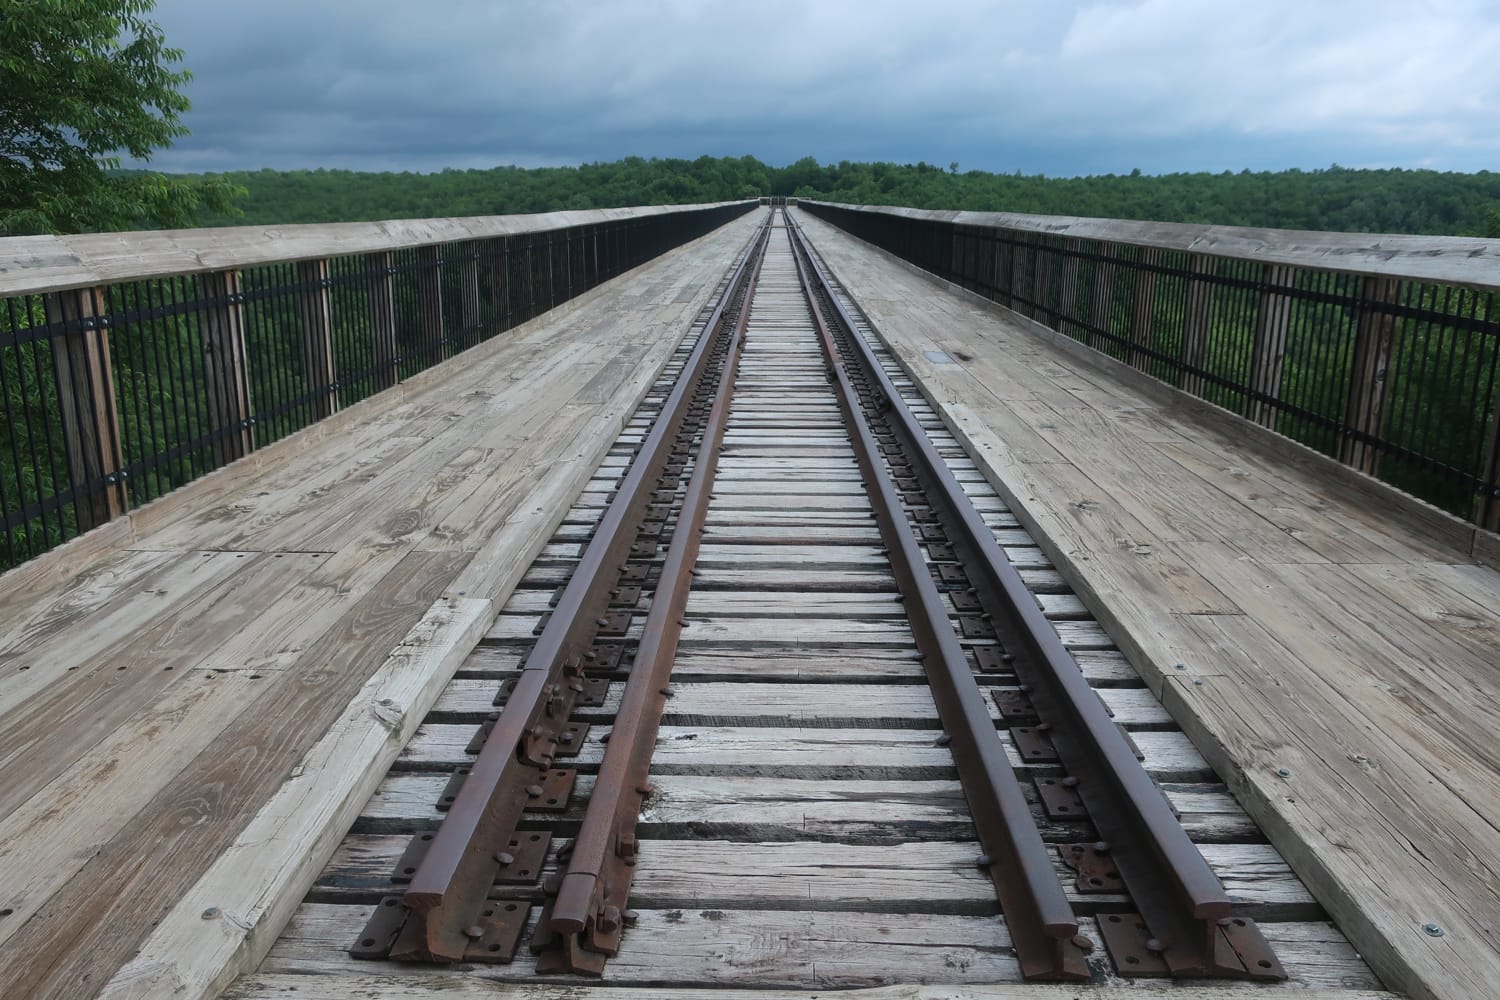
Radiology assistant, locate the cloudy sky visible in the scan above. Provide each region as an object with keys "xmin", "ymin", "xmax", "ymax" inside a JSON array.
[{"xmin": 137, "ymin": 0, "xmax": 1500, "ymax": 177}]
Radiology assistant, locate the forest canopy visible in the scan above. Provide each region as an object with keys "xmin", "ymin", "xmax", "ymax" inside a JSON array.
[{"xmin": 181, "ymin": 155, "xmax": 1500, "ymax": 238}]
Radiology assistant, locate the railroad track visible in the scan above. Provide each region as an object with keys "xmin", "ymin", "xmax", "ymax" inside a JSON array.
[{"xmin": 247, "ymin": 208, "xmax": 1380, "ymax": 994}]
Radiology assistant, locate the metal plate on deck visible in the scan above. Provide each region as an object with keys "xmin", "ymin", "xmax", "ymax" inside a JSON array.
[
  {"xmin": 349, "ymin": 897, "xmax": 406, "ymax": 959},
  {"xmin": 1012, "ymin": 726, "xmax": 1059, "ymax": 762},
  {"xmin": 495, "ymin": 831, "xmax": 551, "ymax": 883},
  {"xmin": 1099, "ymin": 912, "xmax": 1170, "ymax": 975},
  {"xmin": 1060, "ymin": 843, "xmax": 1125, "ymax": 892},
  {"xmin": 460, "ymin": 901, "xmax": 530, "ymax": 963},
  {"xmin": 528, "ymin": 768, "xmax": 577, "ymax": 812},
  {"xmin": 1035, "ymin": 776, "xmax": 1085, "ymax": 819}
]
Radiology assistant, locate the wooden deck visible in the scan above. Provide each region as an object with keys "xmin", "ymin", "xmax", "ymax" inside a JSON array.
[
  {"xmin": 0, "ymin": 211, "xmax": 764, "ymax": 999},
  {"xmin": 1, "ymin": 204, "xmax": 1495, "ymax": 1000},
  {"xmin": 795, "ymin": 209, "xmax": 1500, "ymax": 1000}
]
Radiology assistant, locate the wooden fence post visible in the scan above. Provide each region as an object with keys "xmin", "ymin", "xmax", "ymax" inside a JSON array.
[
  {"xmin": 1179, "ymin": 255, "xmax": 1216, "ymax": 396},
  {"xmin": 1089, "ymin": 245, "xmax": 1116, "ymax": 352},
  {"xmin": 366, "ymin": 252, "xmax": 398, "ymax": 391},
  {"xmin": 296, "ymin": 259, "xmax": 337, "ymax": 420},
  {"xmin": 1128, "ymin": 248, "xmax": 1161, "ymax": 371},
  {"xmin": 45, "ymin": 287, "xmax": 126, "ymax": 530},
  {"xmin": 1339, "ymin": 276, "xmax": 1403, "ymax": 474},
  {"xmin": 1248, "ymin": 264, "xmax": 1296, "ymax": 428},
  {"xmin": 416, "ymin": 245, "xmax": 445, "ymax": 367},
  {"xmin": 201, "ymin": 270, "xmax": 254, "ymax": 465}
]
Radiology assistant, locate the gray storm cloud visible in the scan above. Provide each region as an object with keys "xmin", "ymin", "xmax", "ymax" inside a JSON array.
[{"xmin": 137, "ymin": 0, "xmax": 1500, "ymax": 174}]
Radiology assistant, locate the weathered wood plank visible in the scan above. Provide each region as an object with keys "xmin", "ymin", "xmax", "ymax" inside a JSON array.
[{"xmin": 0, "ymin": 201, "xmax": 754, "ymax": 296}]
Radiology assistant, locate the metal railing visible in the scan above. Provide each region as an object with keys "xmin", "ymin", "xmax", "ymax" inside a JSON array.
[
  {"xmin": 801, "ymin": 202, "xmax": 1500, "ymax": 532},
  {"xmin": 0, "ymin": 201, "xmax": 754, "ymax": 568}
]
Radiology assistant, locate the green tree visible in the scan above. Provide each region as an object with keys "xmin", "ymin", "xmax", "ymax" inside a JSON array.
[{"xmin": 0, "ymin": 0, "xmax": 241, "ymax": 234}]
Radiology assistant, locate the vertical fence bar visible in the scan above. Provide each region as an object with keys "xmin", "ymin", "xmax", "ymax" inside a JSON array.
[
  {"xmin": 1180, "ymin": 255, "xmax": 1217, "ymax": 396},
  {"xmin": 1058, "ymin": 238, "xmax": 1083, "ymax": 340},
  {"xmin": 1248, "ymin": 264, "xmax": 1295, "ymax": 428},
  {"xmin": 1129, "ymin": 249, "xmax": 1161, "ymax": 371},
  {"xmin": 367, "ymin": 251, "xmax": 399, "ymax": 392},
  {"xmin": 296, "ymin": 259, "xmax": 339, "ymax": 419},
  {"xmin": 45, "ymin": 286, "xmax": 126, "ymax": 529},
  {"xmin": 459, "ymin": 240, "xmax": 481, "ymax": 350},
  {"xmin": 202, "ymin": 270, "xmax": 255, "ymax": 465},
  {"xmin": 1339, "ymin": 276, "xmax": 1403, "ymax": 474},
  {"xmin": 1089, "ymin": 247, "xmax": 1116, "ymax": 352},
  {"xmin": 417, "ymin": 245, "xmax": 445, "ymax": 366}
]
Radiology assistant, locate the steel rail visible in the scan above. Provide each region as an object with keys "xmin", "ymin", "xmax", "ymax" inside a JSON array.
[
  {"xmin": 389, "ymin": 214, "xmax": 771, "ymax": 962},
  {"xmin": 786, "ymin": 214, "xmax": 1285, "ymax": 980},
  {"xmin": 533, "ymin": 221, "xmax": 769, "ymax": 975},
  {"xmin": 786, "ymin": 220, "xmax": 1090, "ymax": 980}
]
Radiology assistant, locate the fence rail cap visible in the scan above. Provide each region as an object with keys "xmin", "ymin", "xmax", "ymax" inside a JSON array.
[
  {"xmin": 0, "ymin": 200, "xmax": 755, "ymax": 297},
  {"xmin": 803, "ymin": 200, "xmax": 1500, "ymax": 291}
]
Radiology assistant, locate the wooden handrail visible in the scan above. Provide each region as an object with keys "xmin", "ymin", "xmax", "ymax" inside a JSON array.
[
  {"xmin": 0, "ymin": 201, "xmax": 755, "ymax": 297},
  {"xmin": 804, "ymin": 201, "xmax": 1500, "ymax": 292}
]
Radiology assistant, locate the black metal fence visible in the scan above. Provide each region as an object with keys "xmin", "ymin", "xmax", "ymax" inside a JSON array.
[
  {"xmin": 802, "ymin": 203, "xmax": 1500, "ymax": 531},
  {"xmin": 0, "ymin": 203, "xmax": 752, "ymax": 568}
]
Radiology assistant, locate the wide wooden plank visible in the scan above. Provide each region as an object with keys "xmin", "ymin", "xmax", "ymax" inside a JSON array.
[
  {"xmin": 399, "ymin": 723, "xmax": 1211, "ymax": 779},
  {"xmin": 796, "ymin": 208, "xmax": 1500, "ymax": 1000},
  {"xmin": 230, "ymin": 973, "xmax": 1395, "ymax": 1000},
  {"xmin": 246, "ymin": 904, "xmax": 1380, "ymax": 992},
  {"xmin": 359, "ymin": 772, "xmax": 1255, "ymax": 843},
  {"xmin": 431, "ymin": 680, "xmax": 1171, "ymax": 727}
]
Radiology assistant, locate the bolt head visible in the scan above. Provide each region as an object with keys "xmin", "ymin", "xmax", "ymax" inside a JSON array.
[
  {"xmin": 1276, "ymin": 767, "xmax": 1292, "ymax": 778},
  {"xmin": 1423, "ymin": 922, "xmax": 1445, "ymax": 937},
  {"xmin": 1145, "ymin": 937, "xmax": 1166, "ymax": 953},
  {"xmin": 201, "ymin": 907, "xmax": 220, "ymax": 920}
]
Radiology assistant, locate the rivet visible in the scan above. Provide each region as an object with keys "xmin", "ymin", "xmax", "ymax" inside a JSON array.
[
  {"xmin": 1174, "ymin": 663, "xmax": 1187, "ymax": 671},
  {"xmin": 975, "ymin": 854, "xmax": 992, "ymax": 869},
  {"xmin": 1423, "ymin": 923, "xmax": 1445, "ymax": 937},
  {"xmin": 1276, "ymin": 767, "xmax": 1292, "ymax": 778},
  {"xmin": 1061, "ymin": 776, "xmax": 1080, "ymax": 788},
  {"xmin": 1145, "ymin": 938, "xmax": 1166, "ymax": 953},
  {"xmin": 465, "ymin": 924, "xmax": 485, "ymax": 940},
  {"xmin": 495, "ymin": 851, "xmax": 515, "ymax": 865},
  {"xmin": 526, "ymin": 784, "xmax": 543, "ymax": 797}
]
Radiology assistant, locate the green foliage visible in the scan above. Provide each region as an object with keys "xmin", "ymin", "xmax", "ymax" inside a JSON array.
[
  {"xmin": 0, "ymin": 0, "xmax": 242, "ymax": 234},
  {"xmin": 181, "ymin": 155, "xmax": 1500, "ymax": 238}
]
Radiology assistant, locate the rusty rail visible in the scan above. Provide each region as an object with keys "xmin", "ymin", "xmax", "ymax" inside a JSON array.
[
  {"xmin": 351, "ymin": 212, "xmax": 770, "ymax": 963},
  {"xmin": 787, "ymin": 213, "xmax": 1285, "ymax": 981},
  {"xmin": 786, "ymin": 219, "xmax": 1089, "ymax": 980},
  {"xmin": 533, "ymin": 221, "xmax": 768, "ymax": 975}
]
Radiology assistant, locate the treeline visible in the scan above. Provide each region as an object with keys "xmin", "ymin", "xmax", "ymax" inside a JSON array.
[{"xmin": 182, "ymin": 156, "xmax": 1500, "ymax": 237}]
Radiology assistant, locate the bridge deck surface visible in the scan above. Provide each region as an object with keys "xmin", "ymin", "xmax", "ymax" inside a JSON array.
[
  {"xmin": 796, "ymin": 209, "xmax": 1500, "ymax": 1000},
  {"xmin": 0, "ymin": 212, "xmax": 763, "ymax": 999}
]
